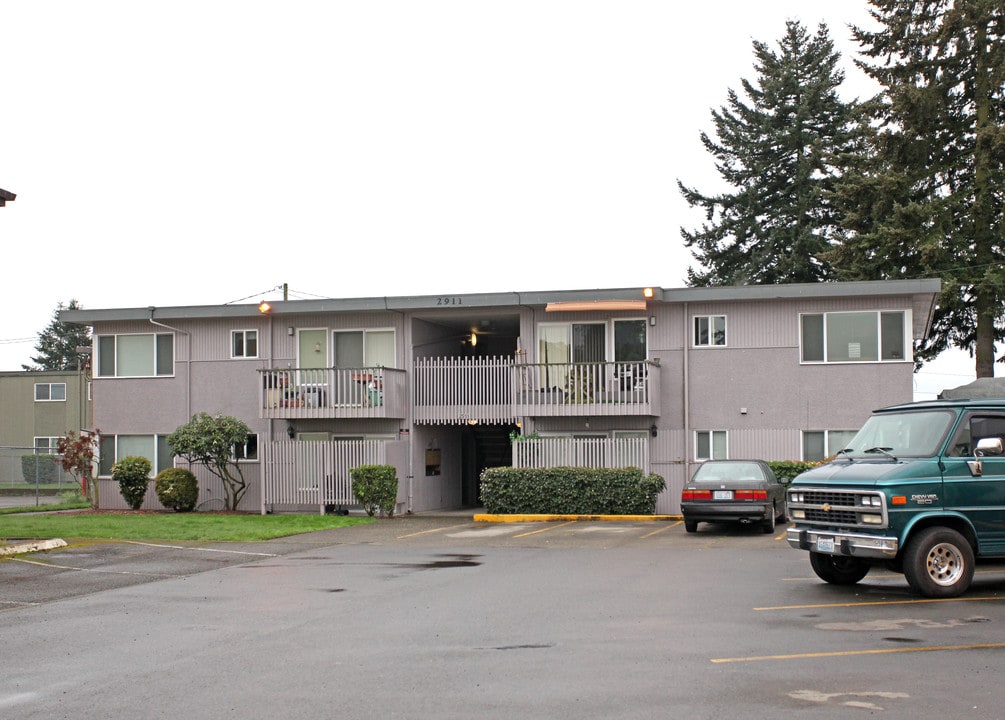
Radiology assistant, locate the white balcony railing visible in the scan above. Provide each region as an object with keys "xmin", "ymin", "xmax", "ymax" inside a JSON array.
[{"xmin": 260, "ymin": 367, "xmax": 407, "ymax": 419}]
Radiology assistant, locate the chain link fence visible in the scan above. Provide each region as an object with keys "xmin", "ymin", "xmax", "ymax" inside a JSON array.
[{"xmin": 0, "ymin": 447, "xmax": 79, "ymax": 507}]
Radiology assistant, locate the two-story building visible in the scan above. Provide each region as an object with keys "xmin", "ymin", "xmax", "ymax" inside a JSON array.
[
  {"xmin": 61, "ymin": 278, "xmax": 940, "ymax": 514},
  {"xmin": 0, "ymin": 369, "xmax": 91, "ymax": 487}
]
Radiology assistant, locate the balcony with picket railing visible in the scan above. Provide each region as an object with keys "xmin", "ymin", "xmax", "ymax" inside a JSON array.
[
  {"xmin": 412, "ymin": 357, "xmax": 660, "ymax": 424},
  {"xmin": 259, "ymin": 367, "xmax": 408, "ymax": 419}
]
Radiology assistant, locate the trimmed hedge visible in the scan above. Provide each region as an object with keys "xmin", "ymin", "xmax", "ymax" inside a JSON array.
[
  {"xmin": 155, "ymin": 468, "xmax": 199, "ymax": 512},
  {"xmin": 112, "ymin": 456, "xmax": 152, "ymax": 510},
  {"xmin": 21, "ymin": 454, "xmax": 59, "ymax": 485},
  {"xmin": 351, "ymin": 464, "xmax": 399, "ymax": 517},
  {"xmin": 766, "ymin": 460, "xmax": 822, "ymax": 484},
  {"xmin": 480, "ymin": 467, "xmax": 666, "ymax": 515}
]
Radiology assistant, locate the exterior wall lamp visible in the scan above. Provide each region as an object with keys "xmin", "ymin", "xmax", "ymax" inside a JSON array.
[
  {"xmin": 650, "ymin": 424, "xmax": 658, "ymax": 438},
  {"xmin": 287, "ymin": 422, "xmax": 295, "ymax": 439}
]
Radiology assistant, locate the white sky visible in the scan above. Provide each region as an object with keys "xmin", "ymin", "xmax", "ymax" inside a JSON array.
[{"xmin": 0, "ymin": 1, "xmax": 978, "ymax": 397}]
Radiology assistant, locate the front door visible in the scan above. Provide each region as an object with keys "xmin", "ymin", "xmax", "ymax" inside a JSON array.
[{"xmin": 942, "ymin": 412, "xmax": 1005, "ymax": 554}]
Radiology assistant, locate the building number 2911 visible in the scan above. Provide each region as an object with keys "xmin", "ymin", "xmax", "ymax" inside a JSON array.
[{"xmin": 437, "ymin": 297, "xmax": 463, "ymax": 306}]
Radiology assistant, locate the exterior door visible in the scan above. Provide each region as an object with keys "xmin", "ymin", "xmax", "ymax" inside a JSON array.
[{"xmin": 942, "ymin": 412, "xmax": 1005, "ymax": 554}]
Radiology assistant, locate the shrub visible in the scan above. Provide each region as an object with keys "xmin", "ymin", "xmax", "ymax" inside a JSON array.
[
  {"xmin": 112, "ymin": 456, "xmax": 152, "ymax": 510},
  {"xmin": 21, "ymin": 454, "xmax": 59, "ymax": 485},
  {"xmin": 479, "ymin": 467, "xmax": 666, "ymax": 515},
  {"xmin": 155, "ymin": 468, "xmax": 199, "ymax": 512},
  {"xmin": 351, "ymin": 464, "xmax": 399, "ymax": 517},
  {"xmin": 767, "ymin": 460, "xmax": 822, "ymax": 485}
]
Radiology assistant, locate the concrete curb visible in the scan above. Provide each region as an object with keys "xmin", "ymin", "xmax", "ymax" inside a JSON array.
[
  {"xmin": 0, "ymin": 538, "xmax": 68, "ymax": 556},
  {"xmin": 473, "ymin": 514, "xmax": 682, "ymax": 523}
]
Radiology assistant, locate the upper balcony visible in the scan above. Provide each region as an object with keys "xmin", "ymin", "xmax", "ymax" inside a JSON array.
[
  {"xmin": 260, "ymin": 367, "xmax": 408, "ymax": 420},
  {"xmin": 260, "ymin": 358, "xmax": 660, "ymax": 423}
]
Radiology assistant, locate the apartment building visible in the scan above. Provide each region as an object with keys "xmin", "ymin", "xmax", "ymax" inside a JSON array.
[{"xmin": 61, "ymin": 278, "xmax": 939, "ymax": 514}]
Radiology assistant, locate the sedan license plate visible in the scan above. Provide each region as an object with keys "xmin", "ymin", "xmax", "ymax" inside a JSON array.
[
  {"xmin": 817, "ymin": 537, "xmax": 835, "ymax": 553},
  {"xmin": 713, "ymin": 490, "xmax": 733, "ymax": 500}
]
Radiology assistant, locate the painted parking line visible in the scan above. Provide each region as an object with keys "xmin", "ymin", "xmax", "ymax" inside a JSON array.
[
  {"xmin": 754, "ymin": 595, "xmax": 1005, "ymax": 611},
  {"xmin": 123, "ymin": 540, "xmax": 277, "ymax": 557},
  {"xmin": 711, "ymin": 642, "xmax": 1005, "ymax": 664},
  {"xmin": 513, "ymin": 521, "xmax": 577, "ymax": 538},
  {"xmin": 641, "ymin": 521, "xmax": 680, "ymax": 539},
  {"xmin": 396, "ymin": 523, "xmax": 473, "ymax": 539},
  {"xmin": 13, "ymin": 557, "xmax": 173, "ymax": 577}
]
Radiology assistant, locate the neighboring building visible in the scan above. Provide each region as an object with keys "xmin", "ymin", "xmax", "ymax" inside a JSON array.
[
  {"xmin": 0, "ymin": 370, "xmax": 92, "ymax": 485},
  {"xmin": 61, "ymin": 278, "xmax": 940, "ymax": 514}
]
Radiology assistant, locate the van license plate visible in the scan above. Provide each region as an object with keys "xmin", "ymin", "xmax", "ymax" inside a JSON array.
[
  {"xmin": 817, "ymin": 537, "xmax": 835, "ymax": 553},
  {"xmin": 713, "ymin": 490, "xmax": 733, "ymax": 500}
]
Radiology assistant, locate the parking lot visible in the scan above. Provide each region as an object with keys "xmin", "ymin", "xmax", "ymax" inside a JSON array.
[{"xmin": 3, "ymin": 516, "xmax": 1005, "ymax": 719}]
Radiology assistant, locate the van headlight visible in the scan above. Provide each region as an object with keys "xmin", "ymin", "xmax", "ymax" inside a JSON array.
[{"xmin": 861, "ymin": 514, "xmax": 884, "ymax": 525}]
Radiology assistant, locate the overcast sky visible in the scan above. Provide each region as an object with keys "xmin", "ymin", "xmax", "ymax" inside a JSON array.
[{"xmin": 0, "ymin": 1, "xmax": 977, "ymax": 397}]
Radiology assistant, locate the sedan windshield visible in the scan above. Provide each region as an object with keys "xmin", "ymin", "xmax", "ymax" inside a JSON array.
[{"xmin": 840, "ymin": 410, "xmax": 954, "ymax": 458}]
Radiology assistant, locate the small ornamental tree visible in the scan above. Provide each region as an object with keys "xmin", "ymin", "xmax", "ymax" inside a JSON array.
[
  {"xmin": 351, "ymin": 464, "xmax": 399, "ymax": 518},
  {"xmin": 167, "ymin": 413, "xmax": 252, "ymax": 511},
  {"xmin": 112, "ymin": 456, "xmax": 151, "ymax": 510},
  {"xmin": 56, "ymin": 429, "xmax": 101, "ymax": 507}
]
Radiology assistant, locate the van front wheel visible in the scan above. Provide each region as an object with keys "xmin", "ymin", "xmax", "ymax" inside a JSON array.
[
  {"xmin": 809, "ymin": 552, "xmax": 870, "ymax": 585},
  {"xmin": 903, "ymin": 527, "xmax": 974, "ymax": 598}
]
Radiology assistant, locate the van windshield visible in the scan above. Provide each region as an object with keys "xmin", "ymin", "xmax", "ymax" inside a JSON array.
[{"xmin": 840, "ymin": 410, "xmax": 955, "ymax": 458}]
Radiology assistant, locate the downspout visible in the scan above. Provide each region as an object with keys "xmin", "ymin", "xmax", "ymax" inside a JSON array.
[
  {"xmin": 148, "ymin": 308, "xmax": 192, "ymax": 420},
  {"xmin": 682, "ymin": 302, "xmax": 690, "ymax": 480}
]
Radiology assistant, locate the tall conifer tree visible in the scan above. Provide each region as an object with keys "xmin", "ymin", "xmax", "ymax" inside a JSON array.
[
  {"xmin": 23, "ymin": 300, "xmax": 92, "ymax": 371},
  {"xmin": 678, "ymin": 21, "xmax": 856, "ymax": 286},
  {"xmin": 828, "ymin": 0, "xmax": 1005, "ymax": 375}
]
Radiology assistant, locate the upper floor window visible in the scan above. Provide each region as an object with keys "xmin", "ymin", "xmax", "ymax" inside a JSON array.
[
  {"xmin": 35, "ymin": 383, "xmax": 66, "ymax": 401},
  {"xmin": 96, "ymin": 334, "xmax": 174, "ymax": 377},
  {"xmin": 693, "ymin": 315, "xmax": 726, "ymax": 347},
  {"xmin": 800, "ymin": 310, "xmax": 908, "ymax": 363},
  {"xmin": 695, "ymin": 430, "xmax": 728, "ymax": 460},
  {"xmin": 232, "ymin": 330, "xmax": 258, "ymax": 359},
  {"xmin": 333, "ymin": 329, "xmax": 395, "ymax": 368}
]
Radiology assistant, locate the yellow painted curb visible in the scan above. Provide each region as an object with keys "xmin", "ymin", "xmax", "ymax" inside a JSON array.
[
  {"xmin": 474, "ymin": 514, "xmax": 682, "ymax": 523},
  {"xmin": 0, "ymin": 538, "xmax": 67, "ymax": 556}
]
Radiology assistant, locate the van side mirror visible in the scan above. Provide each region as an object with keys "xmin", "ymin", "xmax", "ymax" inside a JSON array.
[{"xmin": 976, "ymin": 437, "xmax": 1004, "ymax": 457}]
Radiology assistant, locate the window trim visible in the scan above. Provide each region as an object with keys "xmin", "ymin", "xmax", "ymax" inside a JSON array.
[
  {"xmin": 694, "ymin": 430, "xmax": 728, "ymax": 460},
  {"xmin": 231, "ymin": 329, "xmax": 259, "ymax": 359},
  {"xmin": 692, "ymin": 315, "xmax": 727, "ymax": 347},
  {"xmin": 802, "ymin": 429, "xmax": 858, "ymax": 462},
  {"xmin": 799, "ymin": 310, "xmax": 911, "ymax": 365},
  {"xmin": 233, "ymin": 434, "xmax": 260, "ymax": 463},
  {"xmin": 34, "ymin": 382, "xmax": 67, "ymax": 402},
  {"xmin": 96, "ymin": 333, "xmax": 175, "ymax": 378},
  {"xmin": 34, "ymin": 436, "xmax": 61, "ymax": 453}
]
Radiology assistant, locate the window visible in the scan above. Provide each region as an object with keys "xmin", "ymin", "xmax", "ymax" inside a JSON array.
[
  {"xmin": 231, "ymin": 330, "xmax": 258, "ymax": 359},
  {"xmin": 800, "ymin": 311, "xmax": 908, "ymax": 363},
  {"xmin": 96, "ymin": 334, "xmax": 174, "ymax": 377},
  {"xmin": 98, "ymin": 434, "xmax": 173, "ymax": 476},
  {"xmin": 333, "ymin": 329, "xmax": 395, "ymax": 368},
  {"xmin": 693, "ymin": 315, "xmax": 726, "ymax": 346},
  {"xmin": 802, "ymin": 430, "xmax": 858, "ymax": 461},
  {"xmin": 233, "ymin": 434, "xmax": 259, "ymax": 462},
  {"xmin": 695, "ymin": 430, "xmax": 727, "ymax": 460},
  {"xmin": 34, "ymin": 383, "xmax": 67, "ymax": 401},
  {"xmin": 34, "ymin": 437, "xmax": 60, "ymax": 453}
]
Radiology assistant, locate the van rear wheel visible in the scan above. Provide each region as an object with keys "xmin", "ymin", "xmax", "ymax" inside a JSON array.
[
  {"xmin": 903, "ymin": 527, "xmax": 974, "ymax": 598},
  {"xmin": 809, "ymin": 552, "xmax": 870, "ymax": 585}
]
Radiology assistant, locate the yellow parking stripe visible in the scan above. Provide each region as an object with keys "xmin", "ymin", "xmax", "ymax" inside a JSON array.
[
  {"xmin": 396, "ymin": 523, "xmax": 470, "ymax": 539},
  {"xmin": 641, "ymin": 521, "xmax": 680, "ymax": 538},
  {"xmin": 754, "ymin": 595, "xmax": 1005, "ymax": 611},
  {"xmin": 513, "ymin": 520, "xmax": 576, "ymax": 538},
  {"xmin": 711, "ymin": 642, "xmax": 1005, "ymax": 664}
]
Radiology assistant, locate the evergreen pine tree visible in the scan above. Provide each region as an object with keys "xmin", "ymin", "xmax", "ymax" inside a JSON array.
[
  {"xmin": 678, "ymin": 21, "xmax": 857, "ymax": 286},
  {"xmin": 23, "ymin": 300, "xmax": 92, "ymax": 371},
  {"xmin": 828, "ymin": 0, "xmax": 1005, "ymax": 375}
]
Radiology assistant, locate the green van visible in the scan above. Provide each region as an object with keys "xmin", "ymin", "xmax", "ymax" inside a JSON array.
[{"xmin": 786, "ymin": 398, "xmax": 1005, "ymax": 598}]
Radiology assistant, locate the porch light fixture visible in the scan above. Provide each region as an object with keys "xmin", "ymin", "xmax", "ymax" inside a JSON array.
[
  {"xmin": 643, "ymin": 287, "xmax": 655, "ymax": 299},
  {"xmin": 649, "ymin": 316, "xmax": 656, "ymax": 326},
  {"xmin": 470, "ymin": 332, "xmax": 477, "ymax": 347},
  {"xmin": 287, "ymin": 326, "xmax": 294, "ymax": 336},
  {"xmin": 286, "ymin": 422, "xmax": 295, "ymax": 439},
  {"xmin": 258, "ymin": 301, "xmax": 272, "ymax": 314},
  {"xmin": 650, "ymin": 424, "xmax": 658, "ymax": 438}
]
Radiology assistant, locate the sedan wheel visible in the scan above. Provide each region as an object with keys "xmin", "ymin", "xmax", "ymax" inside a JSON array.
[
  {"xmin": 761, "ymin": 504, "xmax": 776, "ymax": 534},
  {"xmin": 684, "ymin": 519, "xmax": 698, "ymax": 533}
]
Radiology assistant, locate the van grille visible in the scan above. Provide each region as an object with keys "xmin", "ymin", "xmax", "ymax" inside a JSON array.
[{"xmin": 787, "ymin": 487, "xmax": 887, "ymax": 529}]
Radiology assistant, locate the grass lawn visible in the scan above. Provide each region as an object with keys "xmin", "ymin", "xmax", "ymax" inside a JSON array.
[{"xmin": 0, "ymin": 512, "xmax": 373, "ymax": 542}]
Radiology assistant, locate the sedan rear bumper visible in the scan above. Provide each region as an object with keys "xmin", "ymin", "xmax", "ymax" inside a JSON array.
[{"xmin": 681, "ymin": 502, "xmax": 771, "ymax": 523}]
